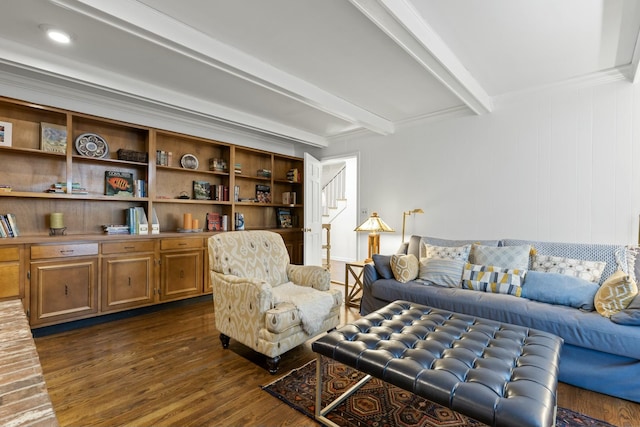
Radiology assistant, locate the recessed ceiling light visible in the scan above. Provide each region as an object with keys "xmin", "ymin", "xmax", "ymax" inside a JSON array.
[{"xmin": 39, "ymin": 24, "xmax": 73, "ymax": 44}]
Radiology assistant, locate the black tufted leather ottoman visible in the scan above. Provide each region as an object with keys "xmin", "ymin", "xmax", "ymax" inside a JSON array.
[{"xmin": 312, "ymin": 300, "xmax": 563, "ymax": 427}]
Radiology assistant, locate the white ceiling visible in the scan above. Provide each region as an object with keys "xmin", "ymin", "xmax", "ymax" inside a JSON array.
[{"xmin": 0, "ymin": 0, "xmax": 639, "ymax": 148}]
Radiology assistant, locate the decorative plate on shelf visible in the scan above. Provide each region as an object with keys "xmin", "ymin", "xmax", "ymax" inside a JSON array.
[
  {"xmin": 75, "ymin": 133, "xmax": 109, "ymax": 158},
  {"xmin": 180, "ymin": 153, "xmax": 199, "ymax": 169}
]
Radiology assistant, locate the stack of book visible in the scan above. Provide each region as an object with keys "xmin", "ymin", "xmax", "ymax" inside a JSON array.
[
  {"xmin": 102, "ymin": 224, "xmax": 130, "ymax": 235},
  {"xmin": 234, "ymin": 163, "xmax": 242, "ymax": 174},
  {"xmin": 0, "ymin": 185, "xmax": 11, "ymax": 193},
  {"xmin": 287, "ymin": 168, "xmax": 300, "ymax": 183},
  {"xmin": 0, "ymin": 213, "xmax": 19, "ymax": 237},
  {"xmin": 46, "ymin": 182, "xmax": 88, "ymax": 195},
  {"xmin": 256, "ymin": 168, "xmax": 271, "ymax": 178}
]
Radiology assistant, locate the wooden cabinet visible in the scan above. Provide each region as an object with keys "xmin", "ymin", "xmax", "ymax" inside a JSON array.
[
  {"xmin": 101, "ymin": 240, "xmax": 156, "ymax": 312},
  {"xmin": 159, "ymin": 238, "xmax": 203, "ymax": 301},
  {"xmin": 0, "ymin": 95, "xmax": 306, "ymax": 327},
  {"xmin": 0, "ymin": 245, "xmax": 23, "ymax": 299},
  {"xmin": 29, "ymin": 243, "xmax": 99, "ymax": 326}
]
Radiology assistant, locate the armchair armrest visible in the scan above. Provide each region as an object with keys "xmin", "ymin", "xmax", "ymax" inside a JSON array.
[
  {"xmin": 286, "ymin": 264, "xmax": 331, "ymax": 291},
  {"xmin": 211, "ymin": 271, "xmax": 273, "ymax": 314}
]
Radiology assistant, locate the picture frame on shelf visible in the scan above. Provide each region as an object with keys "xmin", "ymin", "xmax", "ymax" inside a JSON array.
[
  {"xmin": 193, "ymin": 180, "xmax": 212, "ymax": 200},
  {"xmin": 0, "ymin": 121, "xmax": 12, "ymax": 147},
  {"xmin": 40, "ymin": 122, "xmax": 67, "ymax": 153}
]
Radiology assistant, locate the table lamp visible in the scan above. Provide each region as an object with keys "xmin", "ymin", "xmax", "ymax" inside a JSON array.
[
  {"xmin": 402, "ymin": 208, "xmax": 424, "ymax": 242},
  {"xmin": 354, "ymin": 212, "xmax": 394, "ymax": 262}
]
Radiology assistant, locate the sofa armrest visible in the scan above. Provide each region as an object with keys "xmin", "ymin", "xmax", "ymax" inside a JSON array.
[
  {"xmin": 286, "ymin": 264, "xmax": 331, "ymax": 291},
  {"xmin": 363, "ymin": 263, "xmax": 380, "ymax": 286}
]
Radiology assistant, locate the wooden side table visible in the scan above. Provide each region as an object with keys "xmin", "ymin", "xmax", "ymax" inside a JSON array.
[{"xmin": 344, "ymin": 261, "xmax": 367, "ymax": 308}]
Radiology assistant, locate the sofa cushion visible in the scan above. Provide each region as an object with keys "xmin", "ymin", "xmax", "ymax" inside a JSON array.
[
  {"xmin": 407, "ymin": 235, "xmax": 499, "ymax": 260},
  {"xmin": 503, "ymin": 239, "xmax": 623, "ymax": 285},
  {"xmin": 390, "ymin": 254, "xmax": 419, "ymax": 283},
  {"xmin": 422, "ymin": 243, "xmax": 471, "ymax": 260},
  {"xmin": 461, "ymin": 263, "xmax": 525, "ymax": 296},
  {"xmin": 372, "ymin": 254, "xmax": 394, "ymax": 279},
  {"xmin": 594, "ymin": 270, "xmax": 638, "ymax": 318},
  {"xmin": 472, "ymin": 244, "xmax": 531, "ymax": 270},
  {"xmin": 610, "ymin": 294, "xmax": 640, "ymax": 325},
  {"xmin": 419, "ymin": 258, "xmax": 466, "ymax": 287},
  {"xmin": 531, "ymin": 254, "xmax": 606, "ymax": 284},
  {"xmin": 522, "ymin": 271, "xmax": 599, "ymax": 311}
]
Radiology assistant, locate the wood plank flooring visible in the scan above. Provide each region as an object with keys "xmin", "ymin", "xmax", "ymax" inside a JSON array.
[{"xmin": 34, "ymin": 296, "xmax": 640, "ymax": 427}]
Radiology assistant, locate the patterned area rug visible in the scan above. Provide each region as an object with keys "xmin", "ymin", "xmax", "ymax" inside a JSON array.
[{"xmin": 263, "ymin": 358, "xmax": 616, "ymax": 427}]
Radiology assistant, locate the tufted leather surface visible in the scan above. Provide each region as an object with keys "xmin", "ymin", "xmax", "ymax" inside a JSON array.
[{"xmin": 312, "ymin": 300, "xmax": 563, "ymax": 427}]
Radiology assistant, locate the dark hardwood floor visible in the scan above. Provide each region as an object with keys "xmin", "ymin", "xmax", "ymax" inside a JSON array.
[{"xmin": 34, "ymin": 295, "xmax": 639, "ymax": 427}]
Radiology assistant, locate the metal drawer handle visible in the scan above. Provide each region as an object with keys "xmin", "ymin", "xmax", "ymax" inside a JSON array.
[{"xmin": 60, "ymin": 250, "xmax": 74, "ymax": 255}]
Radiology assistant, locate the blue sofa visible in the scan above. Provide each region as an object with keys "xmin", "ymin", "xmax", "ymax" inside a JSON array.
[{"xmin": 361, "ymin": 235, "xmax": 640, "ymax": 403}]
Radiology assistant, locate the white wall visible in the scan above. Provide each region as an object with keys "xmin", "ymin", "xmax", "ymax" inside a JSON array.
[{"xmin": 322, "ymin": 78, "xmax": 640, "ymax": 260}]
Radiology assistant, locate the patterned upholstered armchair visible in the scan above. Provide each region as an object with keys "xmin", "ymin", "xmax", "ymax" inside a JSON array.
[{"xmin": 208, "ymin": 230, "xmax": 342, "ymax": 373}]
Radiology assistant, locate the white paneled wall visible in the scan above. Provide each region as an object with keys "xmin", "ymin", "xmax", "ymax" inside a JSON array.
[{"xmin": 323, "ymin": 78, "xmax": 640, "ymax": 259}]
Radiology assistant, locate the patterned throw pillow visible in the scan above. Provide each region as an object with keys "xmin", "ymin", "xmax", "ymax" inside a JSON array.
[
  {"xmin": 390, "ymin": 254, "xmax": 419, "ymax": 283},
  {"xmin": 419, "ymin": 258, "xmax": 466, "ymax": 287},
  {"xmin": 422, "ymin": 243, "xmax": 471, "ymax": 261},
  {"xmin": 594, "ymin": 270, "xmax": 638, "ymax": 318},
  {"xmin": 531, "ymin": 255, "xmax": 606, "ymax": 283},
  {"xmin": 472, "ymin": 244, "xmax": 531, "ymax": 270},
  {"xmin": 461, "ymin": 263, "xmax": 526, "ymax": 296}
]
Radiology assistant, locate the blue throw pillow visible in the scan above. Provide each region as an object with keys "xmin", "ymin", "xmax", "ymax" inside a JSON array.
[
  {"xmin": 522, "ymin": 271, "xmax": 599, "ymax": 311},
  {"xmin": 610, "ymin": 294, "xmax": 640, "ymax": 325},
  {"xmin": 372, "ymin": 254, "xmax": 393, "ymax": 279}
]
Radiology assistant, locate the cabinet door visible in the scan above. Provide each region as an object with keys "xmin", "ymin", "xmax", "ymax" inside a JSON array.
[
  {"xmin": 30, "ymin": 258, "xmax": 98, "ymax": 326},
  {"xmin": 0, "ymin": 246, "xmax": 22, "ymax": 299},
  {"xmin": 160, "ymin": 250, "xmax": 202, "ymax": 301},
  {"xmin": 102, "ymin": 255, "xmax": 155, "ymax": 312}
]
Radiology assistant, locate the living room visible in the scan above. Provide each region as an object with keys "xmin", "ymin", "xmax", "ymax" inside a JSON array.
[{"xmin": 1, "ymin": 1, "xmax": 640, "ymax": 426}]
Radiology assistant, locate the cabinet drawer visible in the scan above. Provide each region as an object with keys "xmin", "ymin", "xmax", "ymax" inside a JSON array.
[
  {"xmin": 31, "ymin": 243, "xmax": 99, "ymax": 259},
  {"xmin": 102, "ymin": 240, "xmax": 155, "ymax": 255},
  {"xmin": 0, "ymin": 246, "xmax": 20, "ymax": 262},
  {"xmin": 161, "ymin": 238, "xmax": 203, "ymax": 251}
]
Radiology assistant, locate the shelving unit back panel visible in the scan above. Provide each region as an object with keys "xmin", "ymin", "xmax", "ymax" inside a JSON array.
[
  {"xmin": 1, "ymin": 153, "xmax": 66, "ymax": 192},
  {"xmin": 0, "ymin": 102, "xmax": 67, "ymax": 151},
  {"xmin": 236, "ymin": 204, "xmax": 277, "ymax": 230},
  {"xmin": 72, "ymin": 116, "xmax": 149, "ymax": 158},
  {"xmin": 154, "ymin": 203, "xmax": 228, "ymax": 232},
  {"xmin": 72, "ymin": 162, "xmax": 146, "ymax": 197},
  {"xmin": 155, "ymin": 168, "xmax": 228, "ymax": 201},
  {"xmin": 4, "ymin": 199, "xmax": 145, "ymax": 236},
  {"xmin": 156, "ymin": 133, "xmax": 230, "ymax": 171},
  {"xmin": 234, "ymin": 149, "xmax": 272, "ymax": 175}
]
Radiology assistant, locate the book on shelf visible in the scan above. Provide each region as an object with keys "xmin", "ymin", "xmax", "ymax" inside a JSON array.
[
  {"xmin": 0, "ymin": 213, "xmax": 19, "ymax": 237},
  {"xmin": 233, "ymin": 185, "xmax": 239, "ymax": 202},
  {"xmin": 282, "ymin": 191, "xmax": 297, "ymax": 205},
  {"xmin": 155, "ymin": 150, "xmax": 173, "ymax": 166},
  {"xmin": 206, "ymin": 212, "xmax": 221, "ymax": 231},
  {"xmin": 105, "ymin": 171, "xmax": 134, "ymax": 196},
  {"xmin": 256, "ymin": 168, "xmax": 271, "ymax": 178},
  {"xmin": 193, "ymin": 181, "xmax": 212, "ymax": 200},
  {"xmin": 276, "ymin": 208, "xmax": 292, "ymax": 228},
  {"xmin": 213, "ymin": 184, "xmax": 229, "ymax": 201},
  {"xmin": 221, "ymin": 214, "xmax": 228, "ymax": 231},
  {"xmin": 234, "ymin": 212, "xmax": 245, "ymax": 230},
  {"xmin": 0, "ymin": 185, "xmax": 11, "ymax": 193},
  {"xmin": 255, "ymin": 184, "xmax": 271, "ymax": 203},
  {"xmin": 134, "ymin": 180, "xmax": 147, "ymax": 198},
  {"xmin": 126, "ymin": 207, "xmax": 149, "ymax": 234}
]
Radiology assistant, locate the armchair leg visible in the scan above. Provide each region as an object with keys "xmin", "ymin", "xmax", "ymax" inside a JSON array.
[
  {"xmin": 219, "ymin": 333, "xmax": 230, "ymax": 349},
  {"xmin": 266, "ymin": 356, "xmax": 281, "ymax": 375}
]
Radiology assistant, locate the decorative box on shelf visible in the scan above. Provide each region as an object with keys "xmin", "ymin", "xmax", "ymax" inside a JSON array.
[{"xmin": 117, "ymin": 149, "xmax": 148, "ymax": 163}]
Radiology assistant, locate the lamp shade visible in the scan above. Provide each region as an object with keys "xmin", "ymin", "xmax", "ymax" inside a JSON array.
[{"xmin": 354, "ymin": 212, "xmax": 394, "ymax": 233}]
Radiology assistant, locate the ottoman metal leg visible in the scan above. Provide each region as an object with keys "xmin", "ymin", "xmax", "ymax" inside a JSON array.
[{"xmin": 314, "ymin": 354, "xmax": 372, "ymax": 427}]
